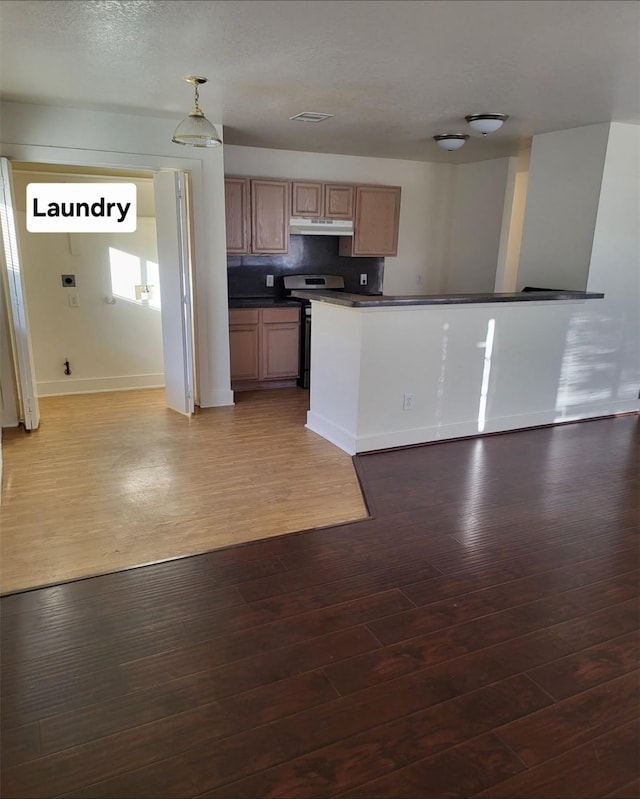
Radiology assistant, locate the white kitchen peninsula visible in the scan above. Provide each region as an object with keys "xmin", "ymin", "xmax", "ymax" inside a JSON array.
[{"xmin": 292, "ymin": 290, "xmax": 608, "ymax": 455}]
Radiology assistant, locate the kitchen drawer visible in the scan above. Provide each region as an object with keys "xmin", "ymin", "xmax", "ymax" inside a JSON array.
[
  {"xmin": 229, "ymin": 308, "xmax": 259, "ymax": 325},
  {"xmin": 262, "ymin": 307, "xmax": 300, "ymax": 324}
]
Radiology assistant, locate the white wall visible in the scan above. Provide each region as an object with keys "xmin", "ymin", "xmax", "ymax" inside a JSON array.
[
  {"xmin": 514, "ymin": 121, "xmax": 639, "ymax": 417},
  {"xmin": 223, "ymin": 145, "xmax": 456, "ymax": 295},
  {"xmin": 586, "ymin": 122, "xmax": 640, "ymax": 409},
  {"xmin": 307, "ymin": 297, "xmax": 612, "ymax": 455},
  {"xmin": 307, "ymin": 302, "xmax": 363, "ymax": 454},
  {"xmin": 495, "ymin": 164, "xmax": 529, "ymax": 292},
  {"xmin": 11, "ymin": 168, "xmax": 164, "ymax": 395},
  {"xmin": 445, "ymin": 158, "xmax": 511, "ymax": 293},
  {"xmin": 518, "ymin": 124, "xmax": 610, "ymax": 291},
  {"xmin": 1, "ymin": 101, "xmax": 232, "ymax": 407},
  {"xmin": 307, "ymin": 123, "xmax": 639, "ymax": 456}
]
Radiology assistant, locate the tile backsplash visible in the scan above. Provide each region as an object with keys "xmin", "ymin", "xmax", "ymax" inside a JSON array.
[{"xmin": 227, "ymin": 235, "xmax": 384, "ymax": 297}]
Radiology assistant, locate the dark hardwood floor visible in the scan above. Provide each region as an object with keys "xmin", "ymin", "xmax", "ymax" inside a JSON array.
[{"xmin": 1, "ymin": 415, "xmax": 638, "ymax": 798}]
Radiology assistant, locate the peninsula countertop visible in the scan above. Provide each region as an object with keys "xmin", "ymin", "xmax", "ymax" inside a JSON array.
[{"xmin": 291, "ymin": 289, "xmax": 604, "ymax": 307}]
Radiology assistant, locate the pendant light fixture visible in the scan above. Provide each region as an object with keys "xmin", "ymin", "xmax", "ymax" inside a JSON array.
[
  {"xmin": 172, "ymin": 76, "xmax": 222, "ymax": 148},
  {"xmin": 465, "ymin": 113, "xmax": 509, "ymax": 135},
  {"xmin": 433, "ymin": 134, "xmax": 469, "ymax": 151}
]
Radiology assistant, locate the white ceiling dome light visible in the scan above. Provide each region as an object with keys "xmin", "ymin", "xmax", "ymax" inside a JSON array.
[
  {"xmin": 172, "ymin": 76, "xmax": 222, "ymax": 148},
  {"xmin": 433, "ymin": 134, "xmax": 469, "ymax": 151},
  {"xmin": 465, "ymin": 113, "xmax": 509, "ymax": 135}
]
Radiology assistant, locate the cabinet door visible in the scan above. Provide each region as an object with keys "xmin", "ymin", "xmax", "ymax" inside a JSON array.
[
  {"xmin": 292, "ymin": 182, "xmax": 323, "ymax": 218},
  {"xmin": 324, "ymin": 184, "xmax": 354, "ymax": 219},
  {"xmin": 261, "ymin": 307, "xmax": 300, "ymax": 379},
  {"xmin": 353, "ymin": 185, "xmax": 401, "ymax": 256},
  {"xmin": 229, "ymin": 310, "xmax": 259, "ymax": 381},
  {"xmin": 224, "ymin": 177, "xmax": 250, "ymax": 253},
  {"xmin": 261, "ymin": 323, "xmax": 300, "ymax": 379},
  {"xmin": 251, "ymin": 179, "xmax": 290, "ymax": 254}
]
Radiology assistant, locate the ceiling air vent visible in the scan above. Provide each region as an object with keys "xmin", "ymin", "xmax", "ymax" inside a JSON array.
[{"xmin": 289, "ymin": 112, "xmax": 335, "ymax": 123}]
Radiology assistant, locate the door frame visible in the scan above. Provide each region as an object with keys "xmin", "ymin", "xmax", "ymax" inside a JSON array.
[
  {"xmin": 154, "ymin": 170, "xmax": 195, "ymax": 415},
  {"xmin": 0, "ymin": 144, "xmax": 205, "ymax": 412},
  {"xmin": 0, "ymin": 157, "xmax": 40, "ymax": 429}
]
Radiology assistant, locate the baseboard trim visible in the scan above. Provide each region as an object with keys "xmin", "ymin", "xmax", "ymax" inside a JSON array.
[
  {"xmin": 356, "ymin": 410, "xmax": 639, "ymax": 456},
  {"xmin": 200, "ymin": 388, "xmax": 235, "ymax": 408},
  {"xmin": 352, "ymin": 403, "xmax": 640, "ymax": 454},
  {"xmin": 306, "ymin": 411, "xmax": 357, "ymax": 455},
  {"xmin": 232, "ymin": 379, "xmax": 298, "ymax": 391},
  {"xmin": 37, "ymin": 374, "xmax": 165, "ymax": 397}
]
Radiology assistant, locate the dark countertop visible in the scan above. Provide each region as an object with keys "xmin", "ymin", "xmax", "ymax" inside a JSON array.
[
  {"xmin": 290, "ymin": 290, "xmax": 605, "ymax": 307},
  {"xmin": 228, "ymin": 297, "xmax": 303, "ymax": 308}
]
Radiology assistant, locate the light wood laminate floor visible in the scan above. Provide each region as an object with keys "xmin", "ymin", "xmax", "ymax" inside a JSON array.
[{"xmin": 0, "ymin": 388, "xmax": 368, "ymax": 594}]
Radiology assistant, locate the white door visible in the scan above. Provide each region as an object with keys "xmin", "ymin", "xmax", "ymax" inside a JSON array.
[
  {"xmin": 0, "ymin": 157, "xmax": 40, "ymax": 430},
  {"xmin": 153, "ymin": 171, "xmax": 195, "ymax": 415}
]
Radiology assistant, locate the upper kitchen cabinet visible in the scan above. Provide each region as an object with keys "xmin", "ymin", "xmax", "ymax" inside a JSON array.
[
  {"xmin": 224, "ymin": 177, "xmax": 250, "ymax": 254},
  {"xmin": 324, "ymin": 184, "xmax": 354, "ymax": 219},
  {"xmin": 224, "ymin": 175, "xmax": 398, "ymax": 257},
  {"xmin": 291, "ymin": 181, "xmax": 355, "ymax": 220},
  {"xmin": 225, "ymin": 176, "xmax": 290, "ymax": 254},
  {"xmin": 291, "ymin": 181, "xmax": 323, "ymax": 218},
  {"xmin": 251, "ymin": 178, "xmax": 291, "ymax": 254},
  {"xmin": 340, "ymin": 185, "xmax": 401, "ymax": 257}
]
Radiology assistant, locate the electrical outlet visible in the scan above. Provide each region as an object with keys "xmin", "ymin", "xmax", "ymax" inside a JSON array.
[
  {"xmin": 360, "ymin": 273, "xmax": 368, "ymax": 286},
  {"xmin": 266, "ymin": 274, "xmax": 274, "ymax": 287},
  {"xmin": 416, "ymin": 274, "xmax": 424, "ymax": 286},
  {"xmin": 68, "ymin": 293, "xmax": 80, "ymax": 307},
  {"xmin": 403, "ymin": 393, "xmax": 415, "ymax": 411}
]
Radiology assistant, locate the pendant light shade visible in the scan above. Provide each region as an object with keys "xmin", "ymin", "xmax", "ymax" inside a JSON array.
[
  {"xmin": 433, "ymin": 134, "xmax": 469, "ymax": 151},
  {"xmin": 465, "ymin": 113, "xmax": 509, "ymax": 135},
  {"xmin": 172, "ymin": 77, "xmax": 222, "ymax": 148}
]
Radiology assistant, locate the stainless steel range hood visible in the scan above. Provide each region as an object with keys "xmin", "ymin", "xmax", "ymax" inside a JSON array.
[{"xmin": 289, "ymin": 217, "xmax": 353, "ymax": 236}]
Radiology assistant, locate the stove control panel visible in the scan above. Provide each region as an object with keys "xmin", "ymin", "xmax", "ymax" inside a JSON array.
[{"xmin": 283, "ymin": 274, "xmax": 345, "ymax": 291}]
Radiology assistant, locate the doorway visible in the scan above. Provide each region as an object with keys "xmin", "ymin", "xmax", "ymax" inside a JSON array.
[
  {"xmin": 1, "ymin": 159, "xmax": 197, "ymax": 427},
  {"xmin": 12, "ymin": 162, "xmax": 164, "ymax": 413}
]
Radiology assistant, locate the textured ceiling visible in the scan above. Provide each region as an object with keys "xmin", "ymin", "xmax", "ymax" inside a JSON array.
[{"xmin": 1, "ymin": 0, "xmax": 639, "ymax": 163}]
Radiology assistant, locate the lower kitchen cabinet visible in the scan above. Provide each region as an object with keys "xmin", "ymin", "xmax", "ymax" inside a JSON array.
[
  {"xmin": 229, "ymin": 307, "xmax": 300, "ymax": 389},
  {"xmin": 228, "ymin": 309, "xmax": 260, "ymax": 381},
  {"xmin": 261, "ymin": 309, "xmax": 300, "ymax": 379}
]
